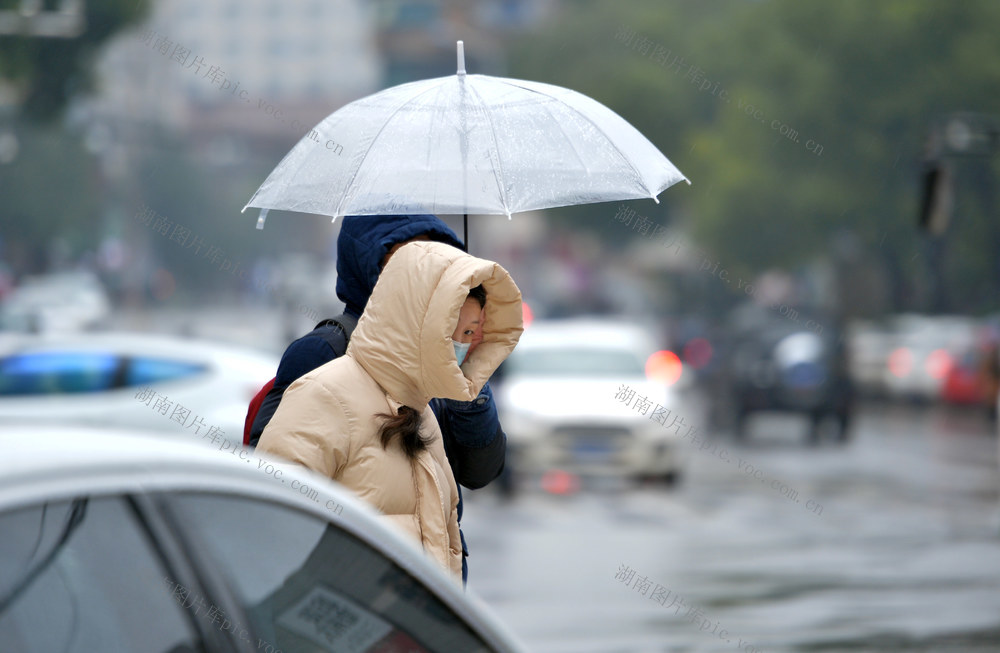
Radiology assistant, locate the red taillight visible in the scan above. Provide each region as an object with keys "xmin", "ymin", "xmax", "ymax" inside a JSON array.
[
  {"xmin": 522, "ymin": 301, "xmax": 534, "ymax": 328},
  {"xmin": 888, "ymin": 347, "xmax": 913, "ymax": 378},
  {"xmin": 925, "ymin": 349, "xmax": 953, "ymax": 380},
  {"xmin": 541, "ymin": 469, "xmax": 580, "ymax": 495},
  {"xmin": 646, "ymin": 350, "xmax": 683, "ymax": 385}
]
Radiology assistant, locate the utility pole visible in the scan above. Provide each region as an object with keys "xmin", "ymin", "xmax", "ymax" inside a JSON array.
[{"xmin": 918, "ymin": 112, "xmax": 1000, "ymax": 313}]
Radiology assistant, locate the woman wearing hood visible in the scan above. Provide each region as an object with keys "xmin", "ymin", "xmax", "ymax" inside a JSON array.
[{"xmin": 257, "ymin": 241, "xmax": 523, "ymax": 580}]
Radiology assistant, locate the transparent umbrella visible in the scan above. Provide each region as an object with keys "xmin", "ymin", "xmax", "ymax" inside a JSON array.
[{"xmin": 243, "ymin": 42, "xmax": 690, "ymax": 242}]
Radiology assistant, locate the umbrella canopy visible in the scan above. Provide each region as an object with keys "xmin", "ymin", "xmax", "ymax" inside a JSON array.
[{"xmin": 243, "ymin": 42, "xmax": 688, "ymax": 227}]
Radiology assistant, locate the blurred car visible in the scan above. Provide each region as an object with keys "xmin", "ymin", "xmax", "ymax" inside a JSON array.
[
  {"xmin": 719, "ymin": 303, "xmax": 853, "ymax": 444},
  {"xmin": 881, "ymin": 314, "xmax": 980, "ymax": 403},
  {"xmin": 0, "ymin": 332, "xmax": 277, "ymax": 442},
  {"xmin": 274, "ymin": 255, "xmax": 341, "ymax": 313},
  {"xmin": 0, "ymin": 427, "xmax": 526, "ymax": 652},
  {"xmin": 493, "ymin": 318, "xmax": 688, "ymax": 486},
  {"xmin": 0, "ymin": 270, "xmax": 111, "ymax": 333},
  {"xmin": 940, "ymin": 322, "xmax": 1000, "ymax": 414},
  {"xmin": 941, "ymin": 347, "xmax": 988, "ymax": 405},
  {"xmin": 846, "ymin": 320, "xmax": 894, "ymax": 399}
]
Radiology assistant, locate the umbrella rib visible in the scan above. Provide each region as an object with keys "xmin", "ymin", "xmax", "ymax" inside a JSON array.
[
  {"xmin": 498, "ymin": 80, "xmax": 658, "ymax": 197},
  {"xmin": 533, "ymin": 96, "xmax": 591, "ymax": 177},
  {"xmin": 333, "ymin": 80, "xmax": 452, "ymax": 218},
  {"xmin": 465, "ymin": 81, "xmax": 512, "ymax": 216}
]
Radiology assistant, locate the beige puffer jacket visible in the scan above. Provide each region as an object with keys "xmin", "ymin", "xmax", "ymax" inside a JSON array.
[{"xmin": 257, "ymin": 240, "xmax": 523, "ymax": 580}]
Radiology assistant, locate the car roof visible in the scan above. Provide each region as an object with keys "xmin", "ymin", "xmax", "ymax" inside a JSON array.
[
  {"xmin": 0, "ymin": 427, "xmax": 395, "ymax": 549},
  {"xmin": 516, "ymin": 317, "xmax": 659, "ymax": 352},
  {"xmin": 0, "ymin": 426, "xmax": 525, "ymax": 652}
]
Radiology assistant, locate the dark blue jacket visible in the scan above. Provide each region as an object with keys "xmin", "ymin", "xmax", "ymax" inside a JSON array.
[{"xmin": 250, "ymin": 214, "xmax": 506, "ymax": 583}]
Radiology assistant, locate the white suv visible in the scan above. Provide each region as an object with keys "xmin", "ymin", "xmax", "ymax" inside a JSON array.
[{"xmin": 494, "ymin": 318, "xmax": 688, "ymax": 486}]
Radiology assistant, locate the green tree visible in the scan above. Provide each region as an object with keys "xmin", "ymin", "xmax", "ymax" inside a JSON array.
[
  {"xmin": 509, "ymin": 0, "xmax": 1000, "ymax": 314},
  {"xmin": 681, "ymin": 0, "xmax": 1000, "ymax": 312}
]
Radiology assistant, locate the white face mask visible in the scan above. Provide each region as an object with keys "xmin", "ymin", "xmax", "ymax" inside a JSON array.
[{"xmin": 453, "ymin": 340, "xmax": 471, "ymax": 366}]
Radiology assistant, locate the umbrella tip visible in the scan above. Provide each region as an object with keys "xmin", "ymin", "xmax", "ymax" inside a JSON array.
[
  {"xmin": 457, "ymin": 41, "xmax": 466, "ymax": 75},
  {"xmin": 255, "ymin": 208, "xmax": 269, "ymax": 230}
]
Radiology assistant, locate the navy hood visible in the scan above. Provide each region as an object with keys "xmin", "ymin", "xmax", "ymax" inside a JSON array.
[{"xmin": 336, "ymin": 214, "xmax": 465, "ymax": 317}]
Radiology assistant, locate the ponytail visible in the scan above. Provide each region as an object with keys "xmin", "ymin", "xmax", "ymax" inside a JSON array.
[{"xmin": 376, "ymin": 405, "xmax": 430, "ymax": 459}]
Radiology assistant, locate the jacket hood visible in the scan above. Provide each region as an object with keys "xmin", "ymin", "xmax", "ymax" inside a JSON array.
[
  {"xmin": 336, "ymin": 214, "xmax": 465, "ymax": 317},
  {"xmin": 347, "ymin": 241, "xmax": 522, "ymax": 409}
]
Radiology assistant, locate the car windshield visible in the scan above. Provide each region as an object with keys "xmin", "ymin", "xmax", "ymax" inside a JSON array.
[
  {"xmin": 505, "ymin": 347, "xmax": 645, "ymax": 377},
  {"xmin": 0, "ymin": 351, "xmax": 120, "ymax": 395},
  {"xmin": 0, "ymin": 351, "xmax": 208, "ymax": 396}
]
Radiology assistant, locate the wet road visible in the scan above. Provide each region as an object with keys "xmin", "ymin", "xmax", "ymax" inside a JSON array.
[{"xmin": 462, "ymin": 403, "xmax": 1000, "ymax": 653}]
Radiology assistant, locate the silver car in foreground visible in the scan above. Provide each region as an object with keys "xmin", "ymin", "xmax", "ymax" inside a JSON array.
[{"xmin": 0, "ymin": 428, "xmax": 525, "ymax": 653}]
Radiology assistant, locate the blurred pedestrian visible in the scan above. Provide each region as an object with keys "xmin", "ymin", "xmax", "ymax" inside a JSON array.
[{"xmin": 257, "ymin": 241, "xmax": 522, "ymax": 581}]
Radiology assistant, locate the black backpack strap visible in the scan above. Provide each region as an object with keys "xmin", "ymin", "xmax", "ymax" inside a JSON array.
[
  {"xmin": 314, "ymin": 312, "xmax": 358, "ymax": 357},
  {"xmin": 248, "ymin": 312, "xmax": 359, "ymax": 447}
]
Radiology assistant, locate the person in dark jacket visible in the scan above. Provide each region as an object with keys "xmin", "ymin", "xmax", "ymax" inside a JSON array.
[{"xmin": 247, "ymin": 214, "xmax": 506, "ymax": 584}]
